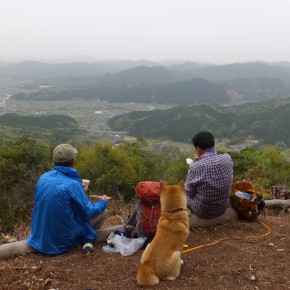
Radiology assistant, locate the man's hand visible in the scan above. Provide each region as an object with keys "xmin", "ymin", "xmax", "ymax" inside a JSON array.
[
  {"xmin": 194, "ymin": 154, "xmax": 200, "ymax": 161},
  {"xmin": 98, "ymin": 195, "xmax": 112, "ymax": 202}
]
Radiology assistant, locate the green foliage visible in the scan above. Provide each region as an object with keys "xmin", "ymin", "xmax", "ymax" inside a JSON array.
[
  {"xmin": 0, "ymin": 137, "xmax": 52, "ymax": 231},
  {"xmin": 258, "ymin": 146, "xmax": 290, "ymax": 186},
  {"xmin": 229, "ymin": 147, "xmax": 260, "ymax": 176},
  {"xmin": 142, "ymin": 143, "xmax": 187, "ymax": 181},
  {"xmin": 120, "ymin": 139, "xmax": 188, "ymax": 183},
  {"xmin": 164, "ymin": 157, "xmax": 189, "ymax": 184},
  {"xmin": 119, "ymin": 138, "xmax": 149, "ymax": 181},
  {"xmin": 231, "ymin": 145, "xmax": 290, "ymax": 192},
  {"xmin": 0, "ymin": 136, "xmax": 51, "ymax": 189},
  {"xmin": 1, "ymin": 135, "xmax": 290, "ymax": 233},
  {"xmin": 76, "ymin": 139, "xmax": 189, "ymax": 201},
  {"xmin": 76, "ymin": 142, "xmax": 138, "ymax": 201}
]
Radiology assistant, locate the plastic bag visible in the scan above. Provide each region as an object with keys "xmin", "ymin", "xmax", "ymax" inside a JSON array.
[
  {"xmin": 235, "ymin": 191, "xmax": 251, "ymax": 199},
  {"xmin": 107, "ymin": 234, "xmax": 146, "ymax": 256},
  {"xmin": 102, "ymin": 244, "xmax": 119, "ymax": 253}
]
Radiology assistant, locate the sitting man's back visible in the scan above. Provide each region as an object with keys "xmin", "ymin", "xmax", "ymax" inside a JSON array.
[
  {"xmin": 28, "ymin": 144, "xmax": 110, "ymax": 254},
  {"xmin": 185, "ymin": 131, "xmax": 233, "ymax": 220}
]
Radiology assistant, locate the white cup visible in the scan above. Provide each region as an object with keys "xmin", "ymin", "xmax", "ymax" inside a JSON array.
[
  {"xmin": 82, "ymin": 179, "xmax": 90, "ymax": 191},
  {"xmin": 186, "ymin": 158, "xmax": 194, "ymax": 165}
]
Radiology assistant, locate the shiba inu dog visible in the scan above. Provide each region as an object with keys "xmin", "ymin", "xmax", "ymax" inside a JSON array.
[{"xmin": 136, "ymin": 180, "xmax": 189, "ymax": 286}]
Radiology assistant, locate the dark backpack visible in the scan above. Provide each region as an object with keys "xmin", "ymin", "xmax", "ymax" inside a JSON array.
[
  {"xmin": 125, "ymin": 181, "xmax": 161, "ymax": 239},
  {"xmin": 231, "ymin": 181, "xmax": 265, "ymax": 221}
]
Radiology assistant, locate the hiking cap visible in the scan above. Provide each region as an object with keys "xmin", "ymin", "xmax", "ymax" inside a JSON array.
[{"xmin": 53, "ymin": 144, "xmax": 78, "ymax": 163}]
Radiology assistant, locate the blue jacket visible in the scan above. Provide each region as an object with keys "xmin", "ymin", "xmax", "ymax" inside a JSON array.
[{"xmin": 27, "ymin": 166, "xmax": 107, "ymax": 254}]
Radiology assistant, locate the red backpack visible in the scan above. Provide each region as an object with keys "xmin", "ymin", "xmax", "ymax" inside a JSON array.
[{"xmin": 125, "ymin": 181, "xmax": 161, "ymax": 239}]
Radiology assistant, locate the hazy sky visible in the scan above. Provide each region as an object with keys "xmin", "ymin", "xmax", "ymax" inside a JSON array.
[{"xmin": 1, "ymin": 0, "xmax": 290, "ymax": 64}]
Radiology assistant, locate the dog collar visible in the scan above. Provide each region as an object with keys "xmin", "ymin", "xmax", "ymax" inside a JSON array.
[{"xmin": 162, "ymin": 208, "xmax": 189, "ymax": 214}]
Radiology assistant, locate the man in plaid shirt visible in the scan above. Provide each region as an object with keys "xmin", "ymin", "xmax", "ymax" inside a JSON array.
[{"xmin": 185, "ymin": 131, "xmax": 236, "ymax": 224}]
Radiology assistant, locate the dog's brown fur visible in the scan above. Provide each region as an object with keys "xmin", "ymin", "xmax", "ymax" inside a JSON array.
[{"xmin": 136, "ymin": 180, "xmax": 189, "ymax": 287}]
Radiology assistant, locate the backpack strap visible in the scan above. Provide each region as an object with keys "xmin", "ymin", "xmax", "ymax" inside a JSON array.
[
  {"xmin": 125, "ymin": 197, "xmax": 144, "ymax": 238},
  {"xmin": 125, "ymin": 210, "xmax": 137, "ymax": 238},
  {"xmin": 135, "ymin": 198, "xmax": 144, "ymax": 237}
]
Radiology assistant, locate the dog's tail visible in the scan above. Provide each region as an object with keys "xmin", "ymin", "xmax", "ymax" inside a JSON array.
[{"xmin": 136, "ymin": 262, "xmax": 159, "ymax": 286}]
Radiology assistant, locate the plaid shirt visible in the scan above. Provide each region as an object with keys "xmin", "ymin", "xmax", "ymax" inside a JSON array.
[{"xmin": 185, "ymin": 149, "xmax": 233, "ymax": 219}]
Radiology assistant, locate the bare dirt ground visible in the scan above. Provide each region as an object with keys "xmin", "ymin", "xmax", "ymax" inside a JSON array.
[{"xmin": 0, "ymin": 203, "xmax": 289, "ymax": 290}]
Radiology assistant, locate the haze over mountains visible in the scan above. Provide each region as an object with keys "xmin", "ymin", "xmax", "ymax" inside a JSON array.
[
  {"xmin": 1, "ymin": 59, "xmax": 290, "ymax": 146},
  {"xmin": 2, "ymin": 60, "xmax": 290, "ymax": 105}
]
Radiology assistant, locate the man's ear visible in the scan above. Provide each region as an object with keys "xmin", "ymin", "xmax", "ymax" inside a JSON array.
[
  {"xmin": 70, "ymin": 159, "xmax": 76, "ymax": 168},
  {"xmin": 195, "ymin": 146, "xmax": 201, "ymax": 155}
]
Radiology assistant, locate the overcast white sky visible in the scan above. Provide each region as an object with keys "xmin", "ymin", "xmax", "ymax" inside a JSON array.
[{"xmin": 0, "ymin": 0, "xmax": 290, "ymax": 64}]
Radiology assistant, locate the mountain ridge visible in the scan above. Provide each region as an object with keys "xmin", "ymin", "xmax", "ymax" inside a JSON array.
[
  {"xmin": 6, "ymin": 60, "xmax": 290, "ymax": 103},
  {"xmin": 108, "ymin": 98, "xmax": 290, "ymax": 146}
]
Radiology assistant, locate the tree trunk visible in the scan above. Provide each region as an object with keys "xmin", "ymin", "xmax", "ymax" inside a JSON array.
[
  {"xmin": 0, "ymin": 225, "xmax": 124, "ymax": 260},
  {"xmin": 264, "ymin": 199, "xmax": 290, "ymax": 216}
]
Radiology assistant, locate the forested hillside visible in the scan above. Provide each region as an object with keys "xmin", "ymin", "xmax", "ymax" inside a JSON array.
[
  {"xmin": 11, "ymin": 77, "xmax": 230, "ymax": 105},
  {"xmin": 2, "ymin": 97, "xmax": 290, "ymax": 146},
  {"xmin": 0, "ymin": 113, "xmax": 89, "ymax": 143},
  {"xmin": 108, "ymin": 98, "xmax": 290, "ymax": 145}
]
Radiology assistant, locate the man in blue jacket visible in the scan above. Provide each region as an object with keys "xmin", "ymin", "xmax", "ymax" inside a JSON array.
[{"xmin": 28, "ymin": 144, "xmax": 110, "ymax": 254}]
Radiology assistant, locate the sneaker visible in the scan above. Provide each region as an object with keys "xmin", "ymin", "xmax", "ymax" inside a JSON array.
[{"xmin": 82, "ymin": 243, "xmax": 94, "ymax": 253}]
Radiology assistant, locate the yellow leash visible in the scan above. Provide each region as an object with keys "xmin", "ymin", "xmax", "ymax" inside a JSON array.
[{"xmin": 181, "ymin": 220, "xmax": 271, "ymax": 255}]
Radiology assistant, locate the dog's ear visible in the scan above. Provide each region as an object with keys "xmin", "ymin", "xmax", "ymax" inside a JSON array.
[
  {"xmin": 160, "ymin": 181, "xmax": 169, "ymax": 189},
  {"xmin": 178, "ymin": 180, "xmax": 185, "ymax": 188}
]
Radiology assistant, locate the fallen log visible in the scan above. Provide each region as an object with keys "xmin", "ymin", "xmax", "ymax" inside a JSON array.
[
  {"xmin": 0, "ymin": 240, "xmax": 35, "ymax": 260},
  {"xmin": 0, "ymin": 225, "xmax": 124, "ymax": 260},
  {"xmin": 96, "ymin": 225, "xmax": 125, "ymax": 242},
  {"xmin": 188, "ymin": 207, "xmax": 238, "ymax": 228},
  {"xmin": 264, "ymin": 199, "xmax": 290, "ymax": 216}
]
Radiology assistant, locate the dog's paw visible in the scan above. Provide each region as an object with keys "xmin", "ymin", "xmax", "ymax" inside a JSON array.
[
  {"xmin": 165, "ymin": 276, "xmax": 177, "ymax": 281},
  {"xmin": 181, "ymin": 259, "xmax": 184, "ymax": 265}
]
